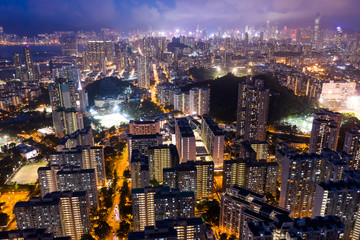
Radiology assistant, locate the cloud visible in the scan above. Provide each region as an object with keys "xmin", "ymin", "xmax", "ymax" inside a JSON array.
[{"xmin": 0, "ymin": 0, "xmax": 359, "ymax": 35}]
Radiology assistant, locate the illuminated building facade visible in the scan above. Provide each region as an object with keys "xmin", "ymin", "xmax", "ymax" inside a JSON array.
[
  {"xmin": 236, "ymin": 78, "xmax": 270, "ymax": 141},
  {"xmin": 38, "ymin": 165, "xmax": 98, "ymax": 208},
  {"xmin": 23, "ymin": 45, "xmax": 36, "ymax": 81},
  {"xmin": 14, "ymin": 191, "xmax": 90, "ymax": 240},
  {"xmin": 130, "ymin": 150, "xmax": 150, "ymax": 189},
  {"xmin": 137, "ymin": 55, "xmax": 150, "ymax": 89},
  {"xmin": 132, "ymin": 186, "xmax": 195, "ymax": 231},
  {"xmin": 129, "ymin": 120, "xmax": 160, "ymax": 135},
  {"xmin": 201, "ymin": 116, "xmax": 224, "ymax": 167},
  {"xmin": 223, "ymin": 158, "xmax": 278, "ymax": 194},
  {"xmin": 309, "ymin": 109, "xmax": 342, "ymax": 154},
  {"xmin": 344, "ymin": 126, "xmax": 360, "ymax": 169},
  {"xmin": 148, "ymin": 144, "xmax": 179, "ymax": 183},
  {"xmin": 220, "ymin": 185, "xmax": 289, "ymax": 237},
  {"xmin": 313, "ymin": 180, "xmax": 360, "ymax": 240},
  {"xmin": 49, "ymin": 146, "xmax": 106, "ymax": 185},
  {"xmin": 189, "ymin": 87, "xmax": 210, "ymax": 115},
  {"xmin": 175, "ymin": 118, "xmax": 196, "ymax": 163}
]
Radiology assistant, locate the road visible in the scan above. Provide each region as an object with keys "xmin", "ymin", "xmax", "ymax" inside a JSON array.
[{"xmin": 106, "ymin": 144, "xmax": 129, "ymax": 240}]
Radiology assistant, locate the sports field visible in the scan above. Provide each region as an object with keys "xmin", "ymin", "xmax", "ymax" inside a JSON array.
[{"xmin": 8, "ymin": 160, "xmax": 48, "ymax": 184}]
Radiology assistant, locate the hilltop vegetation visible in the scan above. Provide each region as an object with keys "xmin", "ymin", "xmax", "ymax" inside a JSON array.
[
  {"xmin": 85, "ymin": 77, "xmax": 134, "ymax": 106},
  {"xmin": 181, "ymin": 73, "xmax": 316, "ymax": 123}
]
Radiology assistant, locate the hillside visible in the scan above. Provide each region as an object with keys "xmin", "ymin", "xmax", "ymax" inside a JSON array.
[
  {"xmin": 181, "ymin": 73, "xmax": 316, "ymax": 123},
  {"xmin": 85, "ymin": 77, "xmax": 134, "ymax": 106}
]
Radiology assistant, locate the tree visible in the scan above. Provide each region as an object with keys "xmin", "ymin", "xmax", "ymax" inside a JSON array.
[
  {"xmin": 117, "ymin": 220, "xmax": 130, "ymax": 238},
  {"xmin": 120, "ymin": 180, "xmax": 130, "ymax": 199},
  {"xmin": 94, "ymin": 221, "xmax": 112, "ymax": 239},
  {"xmin": 123, "ymin": 169, "xmax": 131, "ymax": 178},
  {"xmin": 150, "ymin": 178, "xmax": 160, "ymax": 187},
  {"xmin": 219, "ymin": 233, "xmax": 228, "ymax": 240},
  {"xmin": 201, "ymin": 199, "xmax": 220, "ymax": 226},
  {"xmin": 228, "ymin": 234, "xmax": 237, "ymax": 240},
  {"xmin": 0, "ymin": 212, "xmax": 9, "ymax": 226},
  {"xmin": 80, "ymin": 233, "xmax": 95, "ymax": 240},
  {"xmin": 104, "ymin": 146, "xmax": 116, "ymax": 159}
]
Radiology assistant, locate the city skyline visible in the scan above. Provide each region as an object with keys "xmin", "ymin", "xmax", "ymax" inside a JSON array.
[{"xmin": 1, "ymin": 0, "xmax": 360, "ymax": 35}]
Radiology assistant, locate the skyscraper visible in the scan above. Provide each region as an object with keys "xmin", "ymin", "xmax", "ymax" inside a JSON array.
[
  {"xmin": 309, "ymin": 109, "xmax": 342, "ymax": 154},
  {"xmin": 236, "ymin": 78, "xmax": 270, "ymax": 141},
  {"xmin": 335, "ymin": 26, "xmax": 343, "ymax": 48},
  {"xmin": 313, "ymin": 12, "xmax": 321, "ymax": 44},
  {"xmin": 13, "ymin": 52, "xmax": 23, "ymax": 81},
  {"xmin": 23, "ymin": 45, "xmax": 36, "ymax": 81},
  {"xmin": 137, "ymin": 55, "xmax": 150, "ymax": 89}
]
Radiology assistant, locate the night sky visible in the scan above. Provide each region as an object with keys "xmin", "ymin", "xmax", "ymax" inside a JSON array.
[{"xmin": 1, "ymin": 0, "xmax": 360, "ymax": 35}]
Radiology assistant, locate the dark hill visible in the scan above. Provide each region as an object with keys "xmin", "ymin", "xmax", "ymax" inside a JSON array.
[
  {"xmin": 181, "ymin": 73, "xmax": 316, "ymax": 123},
  {"xmin": 85, "ymin": 77, "xmax": 134, "ymax": 106}
]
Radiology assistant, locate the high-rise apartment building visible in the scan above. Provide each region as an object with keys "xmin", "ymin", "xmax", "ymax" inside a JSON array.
[
  {"xmin": 220, "ymin": 185, "xmax": 290, "ymax": 237},
  {"xmin": 201, "ymin": 117, "xmax": 224, "ymax": 167},
  {"xmin": 279, "ymin": 150, "xmax": 348, "ymax": 218},
  {"xmin": 309, "ymin": 109, "xmax": 342, "ymax": 153},
  {"xmin": 14, "ymin": 191, "xmax": 90, "ymax": 240},
  {"xmin": 280, "ymin": 153, "xmax": 322, "ymax": 218},
  {"xmin": 49, "ymin": 75, "xmax": 87, "ymax": 137},
  {"xmin": 160, "ymin": 161, "xmax": 196, "ymax": 199},
  {"xmin": 86, "ymin": 41, "xmax": 114, "ymax": 64},
  {"xmin": 223, "ymin": 158, "xmax": 278, "ymax": 194},
  {"xmin": 236, "ymin": 78, "xmax": 270, "ymax": 141},
  {"xmin": 23, "ymin": 45, "xmax": 36, "ymax": 81},
  {"xmin": 129, "ymin": 218, "xmax": 205, "ymax": 240},
  {"xmin": 163, "ymin": 162, "xmax": 197, "ymax": 197},
  {"xmin": 189, "ymin": 87, "xmax": 210, "ymax": 115},
  {"xmin": 0, "ymin": 229, "xmax": 71, "ymax": 240},
  {"xmin": 137, "ymin": 55, "xmax": 150, "ymax": 89},
  {"xmin": 49, "ymin": 146, "xmax": 106, "ymax": 185},
  {"xmin": 344, "ymin": 126, "xmax": 360, "ymax": 169},
  {"xmin": 127, "ymin": 134, "xmax": 163, "ymax": 160},
  {"xmin": 132, "ymin": 186, "xmax": 195, "ymax": 231},
  {"xmin": 131, "ymin": 150, "xmax": 150, "ymax": 189},
  {"xmin": 313, "ymin": 180, "xmax": 360, "ymax": 240},
  {"xmin": 175, "ymin": 118, "xmax": 196, "ymax": 162},
  {"xmin": 148, "ymin": 144, "xmax": 179, "ymax": 183},
  {"xmin": 52, "ymin": 110, "xmax": 84, "ymax": 137},
  {"xmin": 245, "ymin": 215, "xmax": 344, "ymax": 240},
  {"xmin": 174, "ymin": 92, "xmax": 189, "ymax": 114},
  {"xmin": 38, "ymin": 165, "xmax": 98, "ymax": 207},
  {"xmin": 57, "ymin": 126, "xmax": 94, "ymax": 151},
  {"xmin": 129, "ymin": 120, "xmax": 160, "ymax": 135}
]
